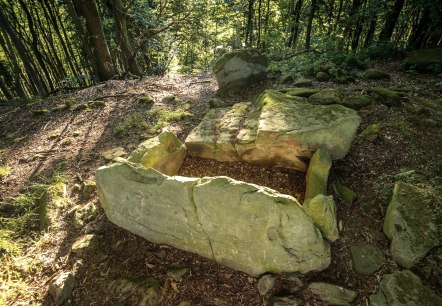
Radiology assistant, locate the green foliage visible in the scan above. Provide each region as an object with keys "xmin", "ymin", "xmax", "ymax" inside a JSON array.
[{"xmin": 114, "ymin": 112, "xmax": 145, "ymax": 136}]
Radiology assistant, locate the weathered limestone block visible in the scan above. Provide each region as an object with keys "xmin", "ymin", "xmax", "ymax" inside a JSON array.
[
  {"xmin": 304, "ymin": 148, "xmax": 332, "ymax": 202},
  {"xmin": 96, "ymin": 160, "xmax": 331, "ymax": 276},
  {"xmin": 213, "ymin": 49, "xmax": 267, "ymax": 92},
  {"xmin": 128, "ymin": 131, "xmax": 186, "ymax": 176},
  {"xmin": 384, "ymin": 182, "xmax": 440, "ymax": 268},
  {"xmin": 303, "ymin": 195, "xmax": 339, "ymax": 242}
]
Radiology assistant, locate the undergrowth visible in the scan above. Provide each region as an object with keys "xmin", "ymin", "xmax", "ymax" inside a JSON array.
[{"xmin": 0, "ymin": 166, "xmax": 67, "ymax": 305}]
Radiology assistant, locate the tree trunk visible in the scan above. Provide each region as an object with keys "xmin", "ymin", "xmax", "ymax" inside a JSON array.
[
  {"xmin": 305, "ymin": 0, "xmax": 317, "ymax": 50},
  {"xmin": 0, "ymin": 76, "xmax": 13, "ymax": 100},
  {"xmin": 111, "ymin": 0, "xmax": 142, "ymax": 76},
  {"xmin": 256, "ymin": 0, "xmax": 262, "ymax": 47},
  {"xmin": 407, "ymin": 8, "xmax": 430, "ymax": 49},
  {"xmin": 364, "ymin": 16, "xmax": 377, "ymax": 47},
  {"xmin": 379, "ymin": 0, "xmax": 406, "ymax": 41},
  {"xmin": 287, "ymin": 0, "xmax": 303, "ymax": 47},
  {"xmin": 0, "ymin": 10, "xmax": 47, "ymax": 96},
  {"xmin": 261, "ymin": 0, "xmax": 271, "ymax": 50},
  {"xmin": 245, "ymin": 0, "xmax": 254, "ymax": 47},
  {"xmin": 73, "ymin": 0, "xmax": 115, "ymax": 81}
]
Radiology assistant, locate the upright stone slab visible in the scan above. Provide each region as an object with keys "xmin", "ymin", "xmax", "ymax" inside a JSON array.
[
  {"xmin": 304, "ymin": 149, "xmax": 332, "ymax": 202},
  {"xmin": 128, "ymin": 131, "xmax": 186, "ymax": 176},
  {"xmin": 213, "ymin": 49, "xmax": 267, "ymax": 92},
  {"xmin": 384, "ymin": 182, "xmax": 440, "ymax": 268},
  {"xmin": 96, "ymin": 160, "xmax": 331, "ymax": 276},
  {"xmin": 303, "ymin": 195, "xmax": 339, "ymax": 242}
]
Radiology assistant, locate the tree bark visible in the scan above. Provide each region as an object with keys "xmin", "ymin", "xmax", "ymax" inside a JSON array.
[
  {"xmin": 379, "ymin": 0, "xmax": 406, "ymax": 41},
  {"xmin": 73, "ymin": 0, "xmax": 116, "ymax": 81},
  {"xmin": 305, "ymin": 0, "xmax": 317, "ymax": 50},
  {"xmin": 364, "ymin": 16, "xmax": 377, "ymax": 47},
  {"xmin": 110, "ymin": 0, "xmax": 142, "ymax": 76},
  {"xmin": 287, "ymin": 0, "xmax": 303, "ymax": 47},
  {"xmin": 245, "ymin": 0, "xmax": 254, "ymax": 47},
  {"xmin": 407, "ymin": 8, "xmax": 430, "ymax": 49}
]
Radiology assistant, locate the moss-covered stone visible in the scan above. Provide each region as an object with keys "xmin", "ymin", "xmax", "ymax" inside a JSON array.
[
  {"xmin": 64, "ymin": 98, "xmax": 76, "ymax": 108},
  {"xmin": 71, "ymin": 234, "xmax": 98, "ymax": 253},
  {"xmin": 360, "ymin": 123, "xmax": 381, "ymax": 141},
  {"xmin": 109, "ymin": 277, "xmax": 160, "ymax": 306},
  {"xmin": 403, "ymin": 47, "xmax": 442, "ymax": 72},
  {"xmin": 285, "ymin": 88, "xmax": 319, "ymax": 98},
  {"xmin": 166, "ymin": 267, "xmax": 189, "ymax": 281},
  {"xmin": 73, "ymin": 202, "xmax": 97, "ymax": 228},
  {"xmin": 101, "ymin": 147, "xmax": 128, "ymax": 161},
  {"xmin": 213, "ymin": 48, "xmax": 268, "ymax": 73},
  {"xmin": 309, "ymin": 89, "xmax": 341, "ymax": 105},
  {"xmin": 305, "ymin": 148, "xmax": 332, "ymax": 202},
  {"xmin": 279, "ymin": 75, "xmax": 294, "ymax": 84},
  {"xmin": 334, "ymin": 75, "xmax": 355, "ymax": 84},
  {"xmin": 162, "ymin": 95, "xmax": 179, "ymax": 104},
  {"xmin": 139, "ymin": 95, "xmax": 155, "ymax": 105},
  {"xmin": 341, "ymin": 95, "xmax": 371, "ymax": 110},
  {"xmin": 38, "ymin": 183, "xmax": 68, "ymax": 231},
  {"xmin": 81, "ymin": 179, "xmax": 96, "ymax": 198},
  {"xmin": 257, "ymin": 274, "xmax": 276, "ymax": 295},
  {"xmin": 364, "ymin": 69, "xmax": 390, "ymax": 80},
  {"xmin": 316, "ymin": 71, "xmax": 330, "ymax": 82},
  {"xmin": 49, "ymin": 133, "xmax": 61, "ymax": 139},
  {"xmin": 48, "ymin": 272, "xmax": 76, "ymax": 305},
  {"xmin": 304, "ymin": 195, "xmax": 339, "ymax": 242},
  {"xmin": 350, "ymin": 244, "xmax": 384, "ymax": 276},
  {"xmin": 32, "ymin": 109, "xmax": 49, "ymax": 116},
  {"xmin": 74, "ymin": 103, "xmax": 88, "ymax": 111},
  {"xmin": 209, "ymin": 98, "xmax": 226, "ymax": 108},
  {"xmin": 370, "ymin": 87, "xmax": 401, "ymax": 106},
  {"xmin": 0, "ymin": 165, "xmax": 10, "ymax": 177},
  {"xmin": 293, "ymin": 77, "xmax": 313, "ymax": 86},
  {"xmin": 87, "ymin": 100, "xmax": 106, "ymax": 108},
  {"xmin": 370, "ymin": 270, "xmax": 442, "ymax": 306},
  {"xmin": 333, "ymin": 181, "xmax": 356, "ymax": 206},
  {"xmin": 384, "ymin": 182, "xmax": 440, "ymax": 268},
  {"xmin": 309, "ymin": 282, "xmax": 357, "ymax": 306}
]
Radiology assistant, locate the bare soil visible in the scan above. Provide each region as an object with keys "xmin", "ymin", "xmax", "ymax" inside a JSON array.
[{"xmin": 0, "ymin": 63, "xmax": 441, "ymax": 305}]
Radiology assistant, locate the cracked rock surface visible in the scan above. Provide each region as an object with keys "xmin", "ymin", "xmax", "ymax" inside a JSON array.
[
  {"xmin": 185, "ymin": 90, "xmax": 360, "ymax": 171},
  {"xmin": 96, "ymin": 160, "xmax": 331, "ymax": 276}
]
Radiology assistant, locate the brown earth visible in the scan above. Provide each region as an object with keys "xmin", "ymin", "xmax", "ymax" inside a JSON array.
[{"xmin": 0, "ymin": 62, "xmax": 441, "ymax": 305}]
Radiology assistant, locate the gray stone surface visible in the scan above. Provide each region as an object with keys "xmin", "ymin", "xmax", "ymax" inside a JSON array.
[
  {"xmin": 304, "ymin": 195, "xmax": 339, "ymax": 242},
  {"xmin": 309, "ymin": 282, "xmax": 357, "ymax": 305},
  {"xmin": 309, "ymin": 89, "xmax": 341, "ymax": 105},
  {"xmin": 128, "ymin": 131, "xmax": 186, "ymax": 176},
  {"xmin": 109, "ymin": 277, "xmax": 160, "ymax": 306},
  {"xmin": 384, "ymin": 182, "xmax": 440, "ymax": 268},
  {"xmin": 350, "ymin": 244, "xmax": 384, "ymax": 275},
  {"xmin": 258, "ymin": 274, "xmax": 277, "ymax": 295},
  {"xmin": 370, "ymin": 270, "xmax": 442, "ymax": 306},
  {"xmin": 304, "ymin": 149, "xmax": 332, "ymax": 202},
  {"xmin": 96, "ymin": 160, "xmax": 331, "ymax": 276},
  {"xmin": 48, "ymin": 272, "xmax": 76, "ymax": 305},
  {"xmin": 185, "ymin": 90, "xmax": 360, "ymax": 171},
  {"xmin": 213, "ymin": 49, "xmax": 267, "ymax": 92}
]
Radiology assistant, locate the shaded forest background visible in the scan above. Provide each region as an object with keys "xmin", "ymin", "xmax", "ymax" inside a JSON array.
[{"xmin": 0, "ymin": 0, "xmax": 441, "ymax": 101}]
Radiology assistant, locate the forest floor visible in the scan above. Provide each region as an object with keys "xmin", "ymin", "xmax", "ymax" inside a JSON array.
[{"xmin": 0, "ymin": 60, "xmax": 441, "ymax": 306}]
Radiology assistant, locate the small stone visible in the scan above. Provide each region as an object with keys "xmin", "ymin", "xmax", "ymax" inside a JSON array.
[
  {"xmin": 365, "ymin": 69, "xmax": 390, "ymax": 80},
  {"xmin": 72, "ymin": 131, "xmax": 81, "ymax": 137},
  {"xmin": 109, "ymin": 277, "xmax": 160, "ymax": 306},
  {"xmin": 309, "ymin": 282, "xmax": 357, "ymax": 306},
  {"xmin": 101, "ymin": 147, "xmax": 127, "ymax": 161},
  {"xmin": 309, "ymin": 89, "xmax": 341, "ymax": 105},
  {"xmin": 350, "ymin": 244, "xmax": 384, "ymax": 275},
  {"xmin": 316, "ymin": 71, "xmax": 330, "ymax": 82},
  {"xmin": 166, "ymin": 267, "xmax": 189, "ymax": 281},
  {"xmin": 360, "ymin": 124, "xmax": 381, "ymax": 141},
  {"xmin": 370, "ymin": 87, "xmax": 401, "ymax": 106},
  {"xmin": 341, "ymin": 95, "xmax": 371, "ymax": 110},
  {"xmin": 49, "ymin": 133, "xmax": 61, "ymax": 139},
  {"xmin": 51, "ymin": 106, "xmax": 66, "ymax": 112},
  {"xmin": 32, "ymin": 109, "xmax": 49, "ymax": 116},
  {"xmin": 74, "ymin": 103, "xmax": 88, "ymax": 111},
  {"xmin": 81, "ymin": 179, "xmax": 96, "ymax": 198},
  {"xmin": 333, "ymin": 181, "xmax": 356, "ymax": 206},
  {"xmin": 370, "ymin": 270, "xmax": 442, "ymax": 306},
  {"xmin": 88, "ymin": 100, "xmax": 106, "ymax": 107},
  {"xmin": 48, "ymin": 272, "xmax": 76, "ymax": 305},
  {"xmin": 71, "ymin": 234, "xmax": 98, "ymax": 253},
  {"xmin": 257, "ymin": 274, "xmax": 276, "ymax": 295},
  {"xmin": 285, "ymin": 88, "xmax": 319, "ymax": 98},
  {"xmin": 139, "ymin": 95, "xmax": 155, "ymax": 105},
  {"xmin": 73, "ymin": 202, "xmax": 97, "ymax": 228},
  {"xmin": 178, "ymin": 302, "xmax": 191, "ymax": 306},
  {"xmin": 64, "ymin": 98, "xmax": 76, "ymax": 108},
  {"xmin": 268, "ymin": 295, "xmax": 301, "ymax": 306},
  {"xmin": 60, "ymin": 137, "xmax": 74, "ymax": 146},
  {"xmin": 294, "ymin": 77, "xmax": 313, "ymax": 86},
  {"xmin": 162, "ymin": 95, "xmax": 179, "ymax": 104}
]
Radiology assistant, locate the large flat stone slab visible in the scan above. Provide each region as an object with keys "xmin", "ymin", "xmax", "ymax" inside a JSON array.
[
  {"xmin": 96, "ymin": 160, "xmax": 331, "ymax": 276},
  {"xmin": 185, "ymin": 90, "xmax": 361, "ymax": 171}
]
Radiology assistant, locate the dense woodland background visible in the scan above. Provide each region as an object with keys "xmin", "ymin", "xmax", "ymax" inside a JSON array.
[{"xmin": 0, "ymin": 0, "xmax": 441, "ymax": 101}]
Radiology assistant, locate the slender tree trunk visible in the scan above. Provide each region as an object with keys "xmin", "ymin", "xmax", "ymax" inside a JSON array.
[
  {"xmin": 245, "ymin": 0, "xmax": 254, "ymax": 47},
  {"xmin": 0, "ymin": 76, "xmax": 13, "ymax": 100},
  {"xmin": 407, "ymin": 8, "xmax": 430, "ymax": 49},
  {"xmin": 379, "ymin": 0, "xmax": 406, "ymax": 41},
  {"xmin": 111, "ymin": 0, "xmax": 141, "ymax": 76},
  {"xmin": 72, "ymin": 0, "xmax": 115, "ymax": 81},
  {"xmin": 305, "ymin": 0, "xmax": 317, "ymax": 50},
  {"xmin": 0, "ymin": 10, "xmax": 47, "ymax": 96},
  {"xmin": 287, "ymin": 0, "xmax": 303, "ymax": 47},
  {"xmin": 364, "ymin": 16, "xmax": 377, "ymax": 47},
  {"xmin": 257, "ymin": 0, "xmax": 262, "ymax": 47},
  {"xmin": 261, "ymin": 0, "xmax": 271, "ymax": 50}
]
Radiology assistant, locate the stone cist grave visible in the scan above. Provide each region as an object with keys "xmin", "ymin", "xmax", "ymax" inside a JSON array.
[{"xmin": 96, "ymin": 90, "xmax": 361, "ymax": 277}]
